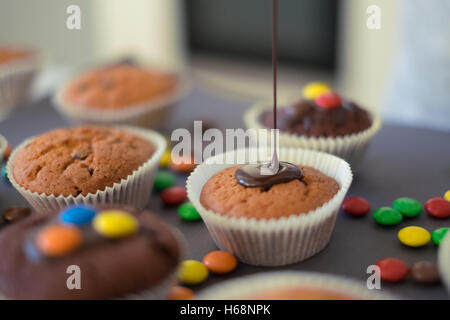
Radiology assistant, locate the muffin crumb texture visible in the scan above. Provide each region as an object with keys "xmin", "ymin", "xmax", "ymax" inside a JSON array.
[
  {"xmin": 63, "ymin": 64, "xmax": 177, "ymax": 109},
  {"xmin": 200, "ymin": 165, "xmax": 339, "ymax": 219},
  {"xmin": 13, "ymin": 126, "xmax": 155, "ymax": 197}
]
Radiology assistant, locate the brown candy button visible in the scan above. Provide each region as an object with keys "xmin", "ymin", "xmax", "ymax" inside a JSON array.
[
  {"xmin": 411, "ymin": 261, "xmax": 440, "ymax": 285},
  {"xmin": 2, "ymin": 207, "xmax": 31, "ymax": 223}
]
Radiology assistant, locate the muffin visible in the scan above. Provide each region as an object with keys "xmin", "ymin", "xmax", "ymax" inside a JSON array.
[
  {"xmin": 7, "ymin": 125, "xmax": 166, "ymax": 213},
  {"xmin": 0, "ymin": 46, "xmax": 39, "ymax": 120},
  {"xmin": 54, "ymin": 63, "xmax": 188, "ymax": 128},
  {"xmin": 197, "ymin": 272, "xmax": 394, "ymax": 300},
  {"xmin": 438, "ymin": 233, "xmax": 450, "ymax": 294},
  {"xmin": 187, "ymin": 147, "xmax": 352, "ymax": 266},
  {"xmin": 0, "ymin": 204, "xmax": 181, "ymax": 299},
  {"xmin": 244, "ymin": 82, "xmax": 381, "ymax": 164}
]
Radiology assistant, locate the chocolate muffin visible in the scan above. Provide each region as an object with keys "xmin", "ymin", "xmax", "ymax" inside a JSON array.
[
  {"xmin": 200, "ymin": 165, "xmax": 339, "ymax": 219},
  {"xmin": 12, "ymin": 125, "xmax": 155, "ymax": 197},
  {"xmin": 63, "ymin": 64, "xmax": 177, "ymax": 109},
  {"xmin": 261, "ymin": 99, "xmax": 372, "ymax": 138},
  {"xmin": 0, "ymin": 204, "xmax": 181, "ymax": 299}
]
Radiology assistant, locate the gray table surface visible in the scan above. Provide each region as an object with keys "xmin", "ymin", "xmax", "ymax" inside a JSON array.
[{"xmin": 0, "ymin": 88, "xmax": 449, "ymax": 300}]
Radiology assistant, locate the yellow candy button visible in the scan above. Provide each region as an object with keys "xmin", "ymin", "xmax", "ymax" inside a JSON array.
[
  {"xmin": 444, "ymin": 190, "xmax": 450, "ymax": 201},
  {"xmin": 398, "ymin": 226, "xmax": 431, "ymax": 247},
  {"xmin": 302, "ymin": 82, "xmax": 331, "ymax": 100},
  {"xmin": 93, "ymin": 210, "xmax": 138, "ymax": 238},
  {"xmin": 160, "ymin": 149, "xmax": 171, "ymax": 167},
  {"xmin": 177, "ymin": 260, "xmax": 208, "ymax": 285}
]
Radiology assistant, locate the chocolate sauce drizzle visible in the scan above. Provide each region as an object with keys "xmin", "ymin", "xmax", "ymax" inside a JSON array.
[{"xmin": 235, "ymin": 0, "xmax": 302, "ymax": 189}]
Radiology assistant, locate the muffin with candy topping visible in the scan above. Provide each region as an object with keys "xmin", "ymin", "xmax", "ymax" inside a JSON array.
[
  {"xmin": 187, "ymin": 147, "xmax": 353, "ymax": 266},
  {"xmin": 0, "ymin": 204, "xmax": 181, "ymax": 299},
  {"xmin": 7, "ymin": 125, "xmax": 166, "ymax": 213},
  {"xmin": 0, "ymin": 46, "xmax": 39, "ymax": 120},
  {"xmin": 244, "ymin": 82, "xmax": 381, "ymax": 163},
  {"xmin": 54, "ymin": 62, "xmax": 187, "ymax": 128}
]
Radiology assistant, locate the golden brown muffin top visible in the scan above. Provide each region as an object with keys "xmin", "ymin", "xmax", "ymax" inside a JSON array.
[
  {"xmin": 13, "ymin": 126, "xmax": 154, "ymax": 197},
  {"xmin": 0, "ymin": 48, "xmax": 30, "ymax": 64},
  {"xmin": 200, "ymin": 165, "xmax": 339, "ymax": 219},
  {"xmin": 244, "ymin": 287, "xmax": 356, "ymax": 300},
  {"xmin": 63, "ymin": 64, "xmax": 177, "ymax": 109}
]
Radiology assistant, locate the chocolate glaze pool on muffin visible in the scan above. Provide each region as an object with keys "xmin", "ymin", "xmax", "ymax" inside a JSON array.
[
  {"xmin": 0, "ymin": 204, "xmax": 180, "ymax": 299},
  {"xmin": 200, "ymin": 165, "xmax": 339, "ymax": 219},
  {"xmin": 12, "ymin": 126, "xmax": 155, "ymax": 197}
]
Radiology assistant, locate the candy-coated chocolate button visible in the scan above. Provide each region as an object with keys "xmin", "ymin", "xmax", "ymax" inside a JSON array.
[
  {"xmin": 302, "ymin": 82, "xmax": 331, "ymax": 100},
  {"xmin": 1, "ymin": 164, "xmax": 9, "ymax": 184},
  {"xmin": 169, "ymin": 155, "xmax": 196, "ymax": 173},
  {"xmin": 3, "ymin": 144, "xmax": 12, "ymax": 161},
  {"xmin": 60, "ymin": 205, "xmax": 97, "ymax": 226},
  {"xmin": 159, "ymin": 150, "xmax": 171, "ymax": 167},
  {"xmin": 93, "ymin": 210, "xmax": 138, "ymax": 238},
  {"xmin": 444, "ymin": 190, "xmax": 450, "ymax": 201},
  {"xmin": 168, "ymin": 286, "xmax": 195, "ymax": 300},
  {"xmin": 341, "ymin": 197, "xmax": 370, "ymax": 216},
  {"xmin": 177, "ymin": 260, "xmax": 208, "ymax": 285},
  {"xmin": 178, "ymin": 202, "xmax": 201, "ymax": 221},
  {"xmin": 154, "ymin": 171, "xmax": 176, "ymax": 191},
  {"xmin": 372, "ymin": 207, "xmax": 403, "ymax": 225},
  {"xmin": 2, "ymin": 206, "xmax": 31, "ymax": 223},
  {"xmin": 392, "ymin": 197, "xmax": 422, "ymax": 218},
  {"xmin": 36, "ymin": 225, "xmax": 82, "ymax": 257},
  {"xmin": 315, "ymin": 92, "xmax": 342, "ymax": 109},
  {"xmin": 202, "ymin": 250, "xmax": 237, "ymax": 274},
  {"xmin": 425, "ymin": 197, "xmax": 450, "ymax": 218},
  {"xmin": 431, "ymin": 227, "xmax": 450, "ymax": 245},
  {"xmin": 376, "ymin": 257, "xmax": 409, "ymax": 282},
  {"xmin": 398, "ymin": 226, "xmax": 431, "ymax": 247},
  {"xmin": 161, "ymin": 186, "xmax": 187, "ymax": 205},
  {"xmin": 410, "ymin": 261, "xmax": 440, "ymax": 285}
]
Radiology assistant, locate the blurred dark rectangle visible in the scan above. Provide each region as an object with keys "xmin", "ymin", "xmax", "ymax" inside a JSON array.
[{"xmin": 187, "ymin": 0, "xmax": 338, "ymax": 69}]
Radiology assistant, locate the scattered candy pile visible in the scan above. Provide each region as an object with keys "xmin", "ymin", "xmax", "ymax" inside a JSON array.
[{"xmin": 342, "ymin": 192, "xmax": 449, "ymax": 286}]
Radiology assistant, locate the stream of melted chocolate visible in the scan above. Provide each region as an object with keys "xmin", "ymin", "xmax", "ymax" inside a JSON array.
[{"xmin": 235, "ymin": 0, "xmax": 302, "ymax": 189}]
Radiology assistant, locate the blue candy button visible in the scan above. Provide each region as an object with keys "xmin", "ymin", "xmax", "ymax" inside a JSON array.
[{"xmin": 60, "ymin": 205, "xmax": 97, "ymax": 226}]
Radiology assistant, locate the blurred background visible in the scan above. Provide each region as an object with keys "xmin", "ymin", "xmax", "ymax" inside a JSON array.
[{"xmin": 0, "ymin": 0, "xmax": 448, "ymax": 130}]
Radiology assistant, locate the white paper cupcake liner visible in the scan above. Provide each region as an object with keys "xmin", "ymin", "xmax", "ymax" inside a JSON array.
[
  {"xmin": 53, "ymin": 66, "xmax": 190, "ymax": 129},
  {"xmin": 6, "ymin": 125, "xmax": 166, "ymax": 214},
  {"xmin": 0, "ymin": 134, "xmax": 7, "ymax": 162},
  {"xmin": 243, "ymin": 101, "xmax": 381, "ymax": 165},
  {"xmin": 438, "ymin": 232, "xmax": 450, "ymax": 294},
  {"xmin": 186, "ymin": 147, "xmax": 353, "ymax": 266},
  {"xmin": 197, "ymin": 271, "xmax": 396, "ymax": 300},
  {"xmin": 0, "ymin": 51, "xmax": 39, "ymax": 120}
]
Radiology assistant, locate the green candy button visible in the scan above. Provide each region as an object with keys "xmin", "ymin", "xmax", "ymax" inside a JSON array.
[
  {"xmin": 154, "ymin": 171, "xmax": 176, "ymax": 191},
  {"xmin": 373, "ymin": 207, "xmax": 403, "ymax": 226},
  {"xmin": 392, "ymin": 197, "xmax": 422, "ymax": 218},
  {"xmin": 431, "ymin": 227, "xmax": 450, "ymax": 245},
  {"xmin": 178, "ymin": 202, "xmax": 201, "ymax": 221}
]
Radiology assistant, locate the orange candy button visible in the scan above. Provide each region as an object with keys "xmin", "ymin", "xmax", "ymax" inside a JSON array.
[
  {"xmin": 168, "ymin": 286, "xmax": 195, "ymax": 300},
  {"xmin": 169, "ymin": 155, "xmax": 196, "ymax": 173},
  {"xmin": 202, "ymin": 250, "xmax": 237, "ymax": 274},
  {"xmin": 36, "ymin": 225, "xmax": 82, "ymax": 257}
]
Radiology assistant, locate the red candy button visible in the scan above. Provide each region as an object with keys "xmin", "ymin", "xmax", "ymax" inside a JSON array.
[
  {"xmin": 161, "ymin": 186, "xmax": 187, "ymax": 205},
  {"xmin": 341, "ymin": 197, "xmax": 370, "ymax": 216},
  {"xmin": 425, "ymin": 197, "xmax": 450, "ymax": 219},
  {"xmin": 315, "ymin": 92, "xmax": 342, "ymax": 109},
  {"xmin": 376, "ymin": 258, "xmax": 409, "ymax": 283}
]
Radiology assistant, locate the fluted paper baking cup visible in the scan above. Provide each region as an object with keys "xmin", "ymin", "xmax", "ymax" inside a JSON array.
[
  {"xmin": 7, "ymin": 126, "xmax": 166, "ymax": 214},
  {"xmin": 0, "ymin": 51, "xmax": 39, "ymax": 120},
  {"xmin": 53, "ymin": 68, "xmax": 190, "ymax": 129},
  {"xmin": 0, "ymin": 134, "xmax": 7, "ymax": 162},
  {"xmin": 438, "ymin": 232, "xmax": 450, "ymax": 294},
  {"xmin": 186, "ymin": 147, "xmax": 352, "ymax": 266},
  {"xmin": 197, "ymin": 271, "xmax": 396, "ymax": 300},
  {"xmin": 243, "ymin": 101, "xmax": 381, "ymax": 165}
]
